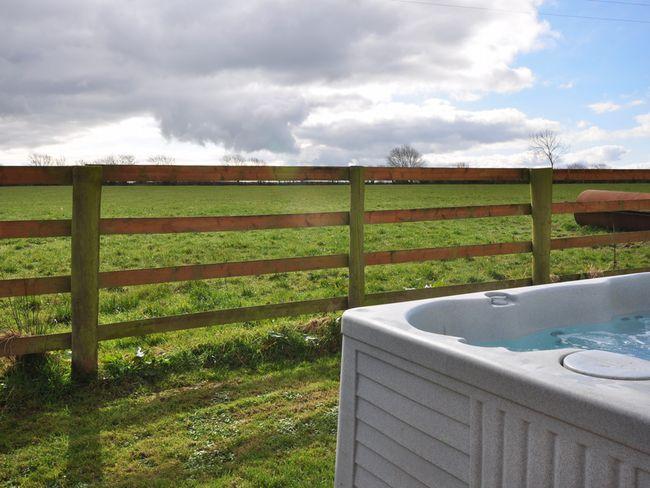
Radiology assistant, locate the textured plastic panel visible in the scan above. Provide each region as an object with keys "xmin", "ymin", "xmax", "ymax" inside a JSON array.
[{"xmin": 336, "ymin": 338, "xmax": 650, "ymax": 488}]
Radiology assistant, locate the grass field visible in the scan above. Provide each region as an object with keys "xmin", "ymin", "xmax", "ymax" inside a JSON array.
[{"xmin": 1, "ymin": 182, "xmax": 648, "ymax": 486}]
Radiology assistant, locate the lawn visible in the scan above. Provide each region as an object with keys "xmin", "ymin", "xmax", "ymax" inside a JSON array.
[
  {"xmin": 0, "ymin": 182, "xmax": 648, "ymax": 486},
  {"xmin": 0, "ymin": 356, "xmax": 342, "ymax": 487}
]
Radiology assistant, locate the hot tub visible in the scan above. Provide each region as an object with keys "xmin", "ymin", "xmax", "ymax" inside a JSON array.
[{"xmin": 335, "ymin": 273, "xmax": 650, "ymax": 488}]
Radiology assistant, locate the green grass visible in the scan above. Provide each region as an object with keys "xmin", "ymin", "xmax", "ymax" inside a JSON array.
[
  {"xmin": 0, "ymin": 356, "xmax": 341, "ymax": 487},
  {"xmin": 0, "ymin": 183, "xmax": 648, "ymax": 486}
]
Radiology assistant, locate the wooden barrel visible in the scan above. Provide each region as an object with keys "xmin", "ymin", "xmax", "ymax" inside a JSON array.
[{"xmin": 575, "ymin": 190, "xmax": 650, "ymax": 231}]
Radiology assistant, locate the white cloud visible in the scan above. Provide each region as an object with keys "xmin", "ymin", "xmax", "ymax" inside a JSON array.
[
  {"xmin": 295, "ymin": 98, "xmax": 557, "ymax": 163},
  {"xmin": 0, "ymin": 101, "xmax": 559, "ymax": 166},
  {"xmin": 0, "ymin": 0, "xmax": 552, "ymax": 158},
  {"xmin": 619, "ymin": 113, "xmax": 650, "ymax": 138},
  {"xmin": 573, "ymin": 112, "xmax": 650, "ymax": 143},
  {"xmin": 588, "ymin": 102, "xmax": 621, "ymax": 114},
  {"xmin": 566, "ymin": 145, "xmax": 628, "ymax": 166},
  {"xmin": 563, "ymin": 113, "xmax": 650, "ymax": 168},
  {"xmin": 588, "ymin": 99, "xmax": 646, "ymax": 114},
  {"xmin": 15, "ymin": 116, "xmax": 226, "ymax": 165},
  {"xmin": 423, "ymin": 149, "xmax": 536, "ymax": 167}
]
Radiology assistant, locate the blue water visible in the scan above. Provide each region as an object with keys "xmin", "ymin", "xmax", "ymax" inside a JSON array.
[{"xmin": 474, "ymin": 312, "xmax": 650, "ymax": 361}]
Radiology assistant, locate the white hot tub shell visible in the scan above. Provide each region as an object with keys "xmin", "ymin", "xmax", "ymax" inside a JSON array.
[{"xmin": 335, "ymin": 273, "xmax": 650, "ymax": 488}]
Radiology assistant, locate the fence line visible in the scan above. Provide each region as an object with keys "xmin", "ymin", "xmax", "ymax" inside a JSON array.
[
  {"xmin": 364, "ymin": 241, "xmax": 532, "ymax": 266},
  {"xmin": 365, "ymin": 203, "xmax": 532, "ymax": 224},
  {"xmin": 550, "ymin": 230, "xmax": 650, "ymax": 250},
  {"xmin": 3, "ymin": 165, "xmax": 650, "ymax": 186},
  {"xmin": 0, "ymin": 165, "xmax": 649, "ymax": 379},
  {"xmin": 6, "ymin": 266, "xmax": 650, "ymax": 358},
  {"xmin": 98, "ymin": 254, "xmax": 349, "ymax": 288},
  {"xmin": 2, "ymin": 199, "xmax": 650, "ymax": 240},
  {"xmin": 552, "ymin": 199, "xmax": 650, "ymax": 214},
  {"xmin": 0, "ymin": 275, "xmax": 71, "ymax": 298}
]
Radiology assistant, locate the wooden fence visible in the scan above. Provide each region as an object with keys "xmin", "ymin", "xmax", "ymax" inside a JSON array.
[{"xmin": 1, "ymin": 165, "xmax": 649, "ymax": 380}]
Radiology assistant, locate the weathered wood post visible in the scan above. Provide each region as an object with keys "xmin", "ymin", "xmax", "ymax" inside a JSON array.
[
  {"xmin": 529, "ymin": 167, "xmax": 553, "ymax": 285},
  {"xmin": 71, "ymin": 165, "xmax": 102, "ymax": 381},
  {"xmin": 348, "ymin": 166, "xmax": 365, "ymax": 308}
]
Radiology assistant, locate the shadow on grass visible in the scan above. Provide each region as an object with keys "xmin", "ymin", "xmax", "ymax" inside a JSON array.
[
  {"xmin": 65, "ymin": 393, "xmax": 103, "ymax": 484},
  {"xmin": 106, "ymin": 363, "xmax": 340, "ymax": 487},
  {"xmin": 0, "ymin": 352, "xmax": 341, "ymax": 487}
]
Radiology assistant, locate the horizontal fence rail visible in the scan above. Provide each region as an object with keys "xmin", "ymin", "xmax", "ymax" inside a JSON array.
[
  {"xmin": 2, "ymin": 226, "xmax": 645, "ymax": 299},
  {"xmin": 552, "ymin": 169, "xmax": 650, "ymax": 183},
  {"xmin": 99, "ymin": 296, "xmax": 349, "ymax": 341},
  {"xmin": 0, "ymin": 165, "xmax": 648, "ymax": 379},
  {"xmin": 2, "ymin": 199, "xmax": 649, "ymax": 240},
  {"xmin": 365, "ymin": 203, "xmax": 533, "ymax": 224},
  {"xmin": 0, "ymin": 276, "xmax": 71, "ymax": 298},
  {"xmin": 550, "ymin": 230, "xmax": 650, "ymax": 250},
  {"xmin": 5, "ymin": 266, "xmax": 650, "ymax": 358},
  {"xmin": 102, "ymin": 165, "xmax": 351, "ymax": 183},
  {"xmin": 0, "ymin": 296, "xmax": 349, "ymax": 357},
  {"xmin": 98, "ymin": 254, "xmax": 349, "ymax": 288},
  {"xmin": 365, "ymin": 241, "xmax": 532, "ymax": 266},
  {"xmin": 0, "ymin": 167, "xmax": 73, "ymax": 186},
  {"xmin": 551, "ymin": 199, "xmax": 650, "ymax": 214},
  {"xmin": 3, "ymin": 165, "xmax": 650, "ymax": 186},
  {"xmin": 0, "ymin": 219, "xmax": 71, "ymax": 238},
  {"xmin": 364, "ymin": 167, "xmax": 529, "ymax": 182},
  {"xmin": 101, "ymin": 212, "xmax": 350, "ymax": 235}
]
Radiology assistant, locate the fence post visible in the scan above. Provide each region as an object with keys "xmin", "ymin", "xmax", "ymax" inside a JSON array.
[
  {"xmin": 348, "ymin": 166, "xmax": 365, "ymax": 308},
  {"xmin": 529, "ymin": 167, "xmax": 553, "ymax": 285},
  {"xmin": 71, "ymin": 165, "xmax": 103, "ymax": 381}
]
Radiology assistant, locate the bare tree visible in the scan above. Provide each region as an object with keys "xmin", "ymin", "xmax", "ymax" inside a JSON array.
[
  {"xmin": 529, "ymin": 130, "xmax": 567, "ymax": 168},
  {"xmin": 386, "ymin": 145, "xmax": 425, "ymax": 168},
  {"xmin": 222, "ymin": 154, "xmax": 266, "ymax": 165},
  {"xmin": 455, "ymin": 162, "xmax": 469, "ymax": 168},
  {"xmin": 29, "ymin": 153, "xmax": 66, "ymax": 166},
  {"xmin": 147, "ymin": 154, "xmax": 176, "ymax": 165},
  {"xmin": 94, "ymin": 154, "xmax": 137, "ymax": 165}
]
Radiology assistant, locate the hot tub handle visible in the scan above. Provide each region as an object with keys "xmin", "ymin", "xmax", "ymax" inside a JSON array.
[{"xmin": 485, "ymin": 292, "xmax": 515, "ymax": 306}]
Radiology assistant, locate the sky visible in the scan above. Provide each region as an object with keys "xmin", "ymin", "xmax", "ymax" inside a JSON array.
[{"xmin": 0, "ymin": 0, "xmax": 649, "ymax": 167}]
